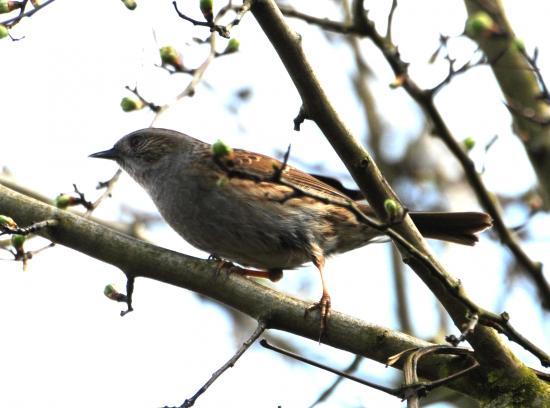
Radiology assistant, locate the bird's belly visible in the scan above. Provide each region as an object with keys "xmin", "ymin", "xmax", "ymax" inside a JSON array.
[{"xmin": 154, "ymin": 186, "xmax": 315, "ymax": 269}]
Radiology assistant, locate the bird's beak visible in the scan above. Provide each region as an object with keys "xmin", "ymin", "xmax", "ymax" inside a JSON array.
[{"xmin": 89, "ymin": 148, "xmax": 118, "ymax": 160}]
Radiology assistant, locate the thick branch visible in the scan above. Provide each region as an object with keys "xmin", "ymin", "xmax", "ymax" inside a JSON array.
[
  {"xmin": 465, "ymin": 0, "xmax": 550, "ymax": 209},
  {"xmin": 249, "ymin": 0, "xmax": 548, "ymax": 401},
  {"xmin": 279, "ymin": 0, "xmax": 550, "ymax": 311},
  {"xmin": 0, "ymin": 174, "xmax": 143, "ymax": 239},
  {"xmin": 0, "ymin": 184, "xmax": 493, "ymax": 399}
]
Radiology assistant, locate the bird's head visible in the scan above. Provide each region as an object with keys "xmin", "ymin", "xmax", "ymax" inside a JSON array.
[{"xmin": 90, "ymin": 128, "xmax": 199, "ymax": 183}]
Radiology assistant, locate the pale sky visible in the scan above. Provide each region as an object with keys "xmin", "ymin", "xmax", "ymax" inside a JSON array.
[{"xmin": 0, "ymin": 1, "xmax": 548, "ymax": 407}]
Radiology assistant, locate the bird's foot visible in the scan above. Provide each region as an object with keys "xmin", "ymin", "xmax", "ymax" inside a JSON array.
[
  {"xmin": 236, "ymin": 268, "xmax": 283, "ymax": 282},
  {"xmin": 208, "ymin": 254, "xmax": 236, "ymax": 277},
  {"xmin": 305, "ymin": 293, "xmax": 331, "ymax": 341}
]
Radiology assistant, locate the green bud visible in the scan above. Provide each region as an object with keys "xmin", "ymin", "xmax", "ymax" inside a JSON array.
[
  {"xmin": 55, "ymin": 194, "xmax": 74, "ymax": 209},
  {"xmin": 121, "ymin": 0, "xmax": 137, "ymax": 10},
  {"xmin": 0, "ymin": 214, "xmax": 17, "ymax": 229},
  {"xmin": 512, "ymin": 38, "xmax": 525, "ymax": 53},
  {"xmin": 120, "ymin": 97, "xmax": 144, "ymax": 112},
  {"xmin": 0, "ymin": 1, "xmax": 18, "ymax": 14},
  {"xmin": 104, "ymin": 284, "xmax": 118, "ymax": 299},
  {"xmin": 384, "ymin": 199, "xmax": 400, "ymax": 218},
  {"xmin": 216, "ymin": 176, "xmax": 229, "ymax": 187},
  {"xmin": 160, "ymin": 46, "xmax": 179, "ymax": 65},
  {"xmin": 224, "ymin": 38, "xmax": 240, "ymax": 54},
  {"xmin": 0, "ymin": 24, "xmax": 8, "ymax": 39},
  {"xmin": 212, "ymin": 139, "xmax": 233, "ymax": 158},
  {"xmin": 465, "ymin": 11, "xmax": 494, "ymax": 38},
  {"xmin": 389, "ymin": 75, "xmax": 405, "ymax": 89},
  {"xmin": 463, "ymin": 136, "xmax": 476, "ymax": 151},
  {"xmin": 200, "ymin": 0, "xmax": 213, "ymax": 22},
  {"xmin": 10, "ymin": 234, "xmax": 25, "ymax": 249}
]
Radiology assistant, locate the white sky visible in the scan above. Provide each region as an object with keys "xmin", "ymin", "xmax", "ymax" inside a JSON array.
[{"xmin": 0, "ymin": 1, "xmax": 549, "ymax": 407}]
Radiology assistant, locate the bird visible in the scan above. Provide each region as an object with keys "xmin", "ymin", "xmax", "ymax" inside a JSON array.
[{"xmin": 90, "ymin": 128, "xmax": 492, "ymax": 334}]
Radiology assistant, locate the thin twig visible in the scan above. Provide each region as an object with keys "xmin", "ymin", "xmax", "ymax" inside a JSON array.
[
  {"xmin": 385, "ymin": 0, "xmax": 397, "ymax": 42},
  {"xmin": 280, "ymin": 0, "xmax": 550, "ymax": 312},
  {"xmin": 261, "ymin": 340, "xmax": 401, "ymax": 397},
  {"xmin": 124, "ymin": 86, "xmax": 161, "ymax": 113},
  {"xmin": 0, "ymin": 219, "xmax": 58, "ymax": 236},
  {"xmin": 212, "ymin": 138, "xmax": 549, "ymax": 367},
  {"xmin": 262, "ymin": 340, "xmax": 480, "ymax": 402},
  {"xmin": 446, "ymin": 313, "xmax": 479, "ymax": 346},
  {"xmin": 86, "ymin": 169, "xmax": 122, "ymax": 215},
  {"xmin": 172, "ymin": 0, "xmax": 230, "ymax": 38},
  {"xmin": 308, "ymin": 355, "xmax": 362, "ymax": 408},
  {"xmin": 174, "ymin": 320, "xmax": 267, "ymax": 408},
  {"xmin": 391, "ymin": 345, "xmax": 480, "ymax": 406},
  {"xmin": 2, "ymin": 0, "xmax": 56, "ymax": 28}
]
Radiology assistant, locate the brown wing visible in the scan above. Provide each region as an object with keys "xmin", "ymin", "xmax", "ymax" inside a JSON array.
[{"xmin": 229, "ymin": 149, "xmax": 353, "ymax": 202}]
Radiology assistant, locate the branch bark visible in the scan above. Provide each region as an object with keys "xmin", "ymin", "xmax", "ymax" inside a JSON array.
[
  {"xmin": 464, "ymin": 0, "xmax": 550, "ymax": 208},
  {"xmin": 249, "ymin": 0, "xmax": 549, "ymax": 404},
  {"xmin": 278, "ymin": 0, "xmax": 550, "ymax": 309},
  {"xmin": 0, "ymin": 184, "xmax": 490, "ymax": 400}
]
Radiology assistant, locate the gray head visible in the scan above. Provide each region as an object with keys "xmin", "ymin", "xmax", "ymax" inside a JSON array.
[{"xmin": 90, "ymin": 128, "xmax": 201, "ymax": 182}]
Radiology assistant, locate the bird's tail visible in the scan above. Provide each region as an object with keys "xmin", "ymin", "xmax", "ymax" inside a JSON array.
[{"xmin": 409, "ymin": 211, "xmax": 492, "ymax": 246}]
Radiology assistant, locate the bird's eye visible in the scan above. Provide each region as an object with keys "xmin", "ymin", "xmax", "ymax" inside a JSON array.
[{"xmin": 128, "ymin": 135, "xmax": 142, "ymax": 150}]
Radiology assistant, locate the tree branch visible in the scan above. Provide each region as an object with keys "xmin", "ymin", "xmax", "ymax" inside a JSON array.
[
  {"xmin": 249, "ymin": 0, "xmax": 548, "ymax": 402},
  {"xmin": 464, "ymin": 0, "xmax": 550, "ymax": 209},
  {"xmin": 279, "ymin": 0, "xmax": 550, "ymax": 311},
  {"xmin": 0, "ymin": 184, "xmax": 496, "ymax": 401}
]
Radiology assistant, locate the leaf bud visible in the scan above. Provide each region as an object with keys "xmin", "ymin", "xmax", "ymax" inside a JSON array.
[
  {"xmin": 54, "ymin": 194, "xmax": 76, "ymax": 209},
  {"xmin": 121, "ymin": 0, "xmax": 137, "ymax": 10},
  {"xmin": 0, "ymin": 24, "xmax": 8, "ymax": 39},
  {"xmin": 0, "ymin": 214, "xmax": 17, "ymax": 229},
  {"xmin": 511, "ymin": 38, "xmax": 525, "ymax": 53},
  {"xmin": 0, "ymin": 1, "xmax": 20, "ymax": 14},
  {"xmin": 104, "ymin": 284, "xmax": 119, "ymax": 300},
  {"xmin": 384, "ymin": 199, "xmax": 401, "ymax": 218},
  {"xmin": 224, "ymin": 38, "xmax": 240, "ymax": 54},
  {"xmin": 10, "ymin": 234, "xmax": 25, "ymax": 250},
  {"xmin": 465, "ymin": 11, "xmax": 495, "ymax": 38},
  {"xmin": 389, "ymin": 74, "xmax": 405, "ymax": 89},
  {"xmin": 120, "ymin": 97, "xmax": 144, "ymax": 112},
  {"xmin": 462, "ymin": 136, "xmax": 476, "ymax": 151},
  {"xmin": 212, "ymin": 139, "xmax": 234, "ymax": 159},
  {"xmin": 200, "ymin": 0, "xmax": 213, "ymax": 23}
]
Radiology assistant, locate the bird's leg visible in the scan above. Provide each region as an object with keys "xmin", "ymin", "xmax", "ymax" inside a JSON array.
[
  {"xmin": 209, "ymin": 255, "xmax": 283, "ymax": 283},
  {"xmin": 305, "ymin": 251, "xmax": 331, "ymax": 339},
  {"xmin": 236, "ymin": 268, "xmax": 283, "ymax": 282},
  {"xmin": 208, "ymin": 254, "xmax": 235, "ymax": 277}
]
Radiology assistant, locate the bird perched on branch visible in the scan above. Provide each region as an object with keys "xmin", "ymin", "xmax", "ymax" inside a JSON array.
[{"xmin": 90, "ymin": 128, "xmax": 492, "ymax": 335}]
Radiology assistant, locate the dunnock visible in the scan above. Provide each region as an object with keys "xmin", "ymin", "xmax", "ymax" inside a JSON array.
[{"xmin": 90, "ymin": 128, "xmax": 492, "ymax": 332}]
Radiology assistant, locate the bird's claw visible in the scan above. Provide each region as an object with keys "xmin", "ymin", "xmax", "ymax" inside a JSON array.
[
  {"xmin": 305, "ymin": 294, "xmax": 331, "ymax": 340},
  {"xmin": 209, "ymin": 255, "xmax": 236, "ymax": 277}
]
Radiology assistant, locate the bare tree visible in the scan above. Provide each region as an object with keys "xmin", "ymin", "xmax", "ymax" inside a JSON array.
[{"xmin": 0, "ymin": 0, "xmax": 548, "ymax": 407}]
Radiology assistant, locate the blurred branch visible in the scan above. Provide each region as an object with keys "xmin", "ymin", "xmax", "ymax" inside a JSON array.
[
  {"xmin": 385, "ymin": 0, "xmax": 397, "ymax": 42},
  {"xmin": 152, "ymin": 1, "xmax": 249, "ymax": 124},
  {"xmin": 307, "ymin": 355, "xmax": 362, "ymax": 408},
  {"xmin": 464, "ymin": 0, "xmax": 550, "ymax": 209},
  {"xmin": 340, "ymin": 0, "xmax": 414, "ymax": 337},
  {"xmin": 1, "ymin": 0, "xmax": 56, "ymax": 29},
  {"xmin": 262, "ymin": 340, "xmax": 402, "ymax": 397},
  {"xmin": 391, "ymin": 244, "xmax": 413, "ymax": 334},
  {"xmin": 0, "ymin": 183, "xmax": 495, "ymax": 400},
  {"xmin": 249, "ymin": 0, "xmax": 548, "ymax": 402},
  {"xmin": 170, "ymin": 320, "xmax": 266, "ymax": 408},
  {"xmin": 0, "ymin": 173, "xmax": 144, "ymax": 240},
  {"xmin": 279, "ymin": 0, "xmax": 550, "ymax": 311},
  {"xmin": 172, "ymin": 0, "xmax": 250, "ymax": 39},
  {"xmin": 264, "ymin": 340, "xmax": 480, "ymax": 406}
]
